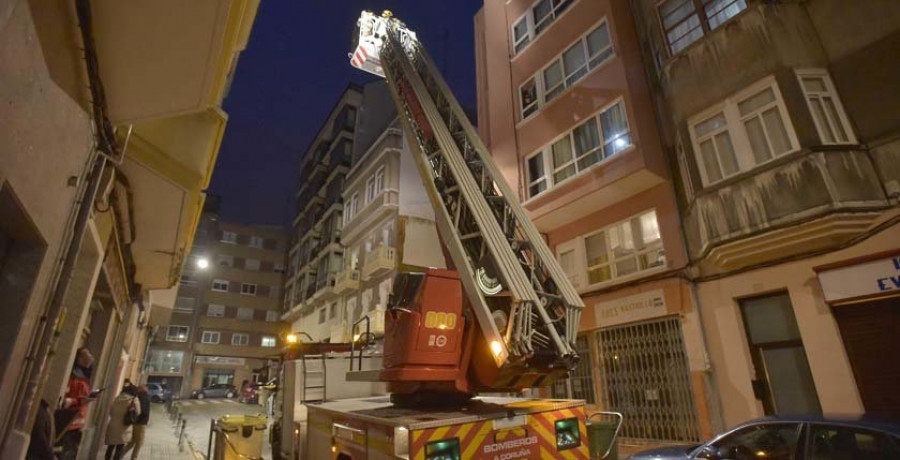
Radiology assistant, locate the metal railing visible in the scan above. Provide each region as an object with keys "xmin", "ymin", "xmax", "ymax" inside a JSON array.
[{"xmin": 349, "ymin": 314, "xmax": 376, "ymax": 372}]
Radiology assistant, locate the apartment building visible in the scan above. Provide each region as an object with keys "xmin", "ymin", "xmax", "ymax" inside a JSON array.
[
  {"xmin": 475, "ymin": 0, "xmax": 716, "ymax": 449},
  {"xmin": 147, "ymin": 198, "xmax": 287, "ymax": 396},
  {"xmin": 332, "ymin": 82, "xmax": 445, "ymax": 344},
  {"xmin": 628, "ymin": 0, "xmax": 900, "ymax": 423},
  {"xmin": 0, "ymin": 1, "xmax": 259, "ymax": 458},
  {"xmin": 283, "ymin": 86, "xmax": 361, "ymax": 337}
]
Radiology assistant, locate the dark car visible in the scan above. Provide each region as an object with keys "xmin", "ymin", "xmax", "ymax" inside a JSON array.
[
  {"xmin": 629, "ymin": 415, "xmax": 900, "ymax": 460},
  {"xmin": 190, "ymin": 383, "xmax": 237, "ymax": 399}
]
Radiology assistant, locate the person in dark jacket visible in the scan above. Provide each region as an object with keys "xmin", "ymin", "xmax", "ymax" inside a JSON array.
[
  {"xmin": 122, "ymin": 385, "xmax": 151, "ymax": 460},
  {"xmin": 26, "ymin": 399, "xmax": 55, "ymax": 460}
]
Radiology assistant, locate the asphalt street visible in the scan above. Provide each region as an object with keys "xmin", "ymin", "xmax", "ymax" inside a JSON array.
[{"xmin": 173, "ymin": 398, "xmax": 273, "ymax": 459}]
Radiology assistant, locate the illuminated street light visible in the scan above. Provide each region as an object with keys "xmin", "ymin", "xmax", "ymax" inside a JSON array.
[
  {"xmin": 285, "ymin": 333, "xmax": 299, "ymax": 344},
  {"xmin": 196, "ymin": 257, "xmax": 209, "ymax": 269}
]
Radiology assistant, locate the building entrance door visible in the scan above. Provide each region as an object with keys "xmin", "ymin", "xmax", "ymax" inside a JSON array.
[
  {"xmin": 832, "ymin": 296, "xmax": 900, "ymax": 418},
  {"xmin": 740, "ymin": 292, "xmax": 821, "ymax": 415}
]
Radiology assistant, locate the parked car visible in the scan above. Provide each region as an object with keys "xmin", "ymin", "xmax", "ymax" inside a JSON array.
[
  {"xmin": 628, "ymin": 415, "xmax": 900, "ymax": 460},
  {"xmin": 146, "ymin": 382, "xmax": 172, "ymax": 403},
  {"xmin": 190, "ymin": 383, "xmax": 237, "ymax": 399}
]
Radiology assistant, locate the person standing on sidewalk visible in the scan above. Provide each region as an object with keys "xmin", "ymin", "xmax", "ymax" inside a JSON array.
[
  {"xmin": 123, "ymin": 385, "xmax": 150, "ymax": 459},
  {"xmin": 105, "ymin": 385, "xmax": 140, "ymax": 460},
  {"xmin": 56, "ymin": 347, "xmax": 95, "ymax": 460}
]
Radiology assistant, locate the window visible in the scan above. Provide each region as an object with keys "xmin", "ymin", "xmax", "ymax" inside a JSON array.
[
  {"xmin": 217, "ymin": 254, "xmax": 234, "ymax": 268},
  {"xmin": 240, "ymin": 283, "xmax": 257, "ymax": 296},
  {"xmin": 345, "ymin": 192, "xmax": 359, "ymax": 224},
  {"xmin": 261, "ymin": 336, "xmax": 276, "ymax": 348},
  {"xmin": 201, "ymin": 331, "xmax": 220, "ymax": 344},
  {"xmin": 526, "ymin": 100, "xmax": 631, "ymax": 197},
  {"xmin": 318, "ymin": 307, "xmax": 327, "ymax": 324},
  {"xmin": 374, "ymin": 166, "xmax": 385, "ymax": 193},
  {"xmin": 329, "ymin": 302, "xmax": 338, "ymax": 319},
  {"xmin": 510, "ymin": 0, "xmax": 574, "ymax": 55},
  {"xmin": 797, "ymin": 70, "xmax": 855, "ymax": 145},
  {"xmin": 245, "ymin": 259, "xmax": 260, "ymax": 271},
  {"xmin": 557, "ymin": 211, "xmax": 664, "ymax": 288},
  {"xmin": 520, "ymin": 78, "xmax": 539, "ymax": 119},
  {"xmin": 249, "ymin": 236, "xmax": 264, "ymax": 248},
  {"xmin": 710, "ymin": 423, "xmax": 800, "ymax": 460},
  {"xmin": 809, "ymin": 425, "xmax": 900, "ymax": 460},
  {"xmin": 689, "ymin": 77, "xmax": 798, "ymax": 186},
  {"xmin": 266, "ymin": 310, "xmax": 279, "ymax": 322},
  {"xmin": 211, "ymin": 279, "xmax": 229, "ymax": 292},
  {"xmin": 237, "ymin": 307, "xmax": 254, "ymax": 321},
  {"xmin": 147, "ymin": 350, "xmax": 184, "ymax": 373},
  {"xmin": 207, "ymin": 304, "xmax": 226, "ymax": 317},
  {"xmin": 365, "ymin": 176, "xmax": 376, "ymax": 203},
  {"xmin": 539, "ymin": 21, "xmax": 613, "ymax": 105},
  {"xmin": 231, "ymin": 333, "xmax": 249, "ymax": 346},
  {"xmin": 166, "ymin": 326, "xmax": 189, "ymax": 342},
  {"xmin": 658, "ymin": 0, "xmax": 748, "ymax": 56},
  {"xmin": 221, "ymin": 231, "xmax": 238, "ymax": 244},
  {"xmin": 180, "ymin": 274, "xmax": 196, "ymax": 286},
  {"xmin": 174, "ymin": 296, "xmax": 196, "ymax": 314}
]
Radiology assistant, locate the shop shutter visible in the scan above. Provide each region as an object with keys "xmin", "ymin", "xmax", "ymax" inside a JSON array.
[{"xmin": 832, "ymin": 297, "xmax": 900, "ymax": 418}]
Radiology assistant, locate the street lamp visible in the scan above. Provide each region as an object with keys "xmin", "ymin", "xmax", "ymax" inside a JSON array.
[{"xmin": 196, "ymin": 257, "xmax": 209, "ymax": 269}]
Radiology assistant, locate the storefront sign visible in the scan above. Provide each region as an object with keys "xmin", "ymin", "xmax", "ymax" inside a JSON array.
[
  {"xmin": 594, "ymin": 290, "xmax": 666, "ymax": 328},
  {"xmin": 817, "ymin": 255, "xmax": 900, "ymax": 303}
]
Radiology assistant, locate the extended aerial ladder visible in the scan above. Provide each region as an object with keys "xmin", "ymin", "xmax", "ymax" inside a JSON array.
[{"xmin": 349, "ymin": 11, "xmax": 585, "ymax": 396}]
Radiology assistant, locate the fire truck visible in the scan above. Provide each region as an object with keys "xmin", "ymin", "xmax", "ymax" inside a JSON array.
[{"xmin": 275, "ymin": 10, "xmax": 621, "ymax": 459}]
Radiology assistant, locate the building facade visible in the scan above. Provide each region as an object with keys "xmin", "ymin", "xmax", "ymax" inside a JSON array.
[
  {"xmin": 629, "ymin": 0, "xmax": 900, "ymax": 424},
  {"xmin": 475, "ymin": 0, "xmax": 717, "ymax": 450},
  {"xmin": 283, "ymin": 86, "xmax": 361, "ymax": 337},
  {"xmin": 0, "ymin": 1, "xmax": 259, "ymax": 458},
  {"xmin": 147, "ymin": 198, "xmax": 287, "ymax": 397}
]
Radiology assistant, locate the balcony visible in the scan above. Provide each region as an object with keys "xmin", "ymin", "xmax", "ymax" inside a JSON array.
[
  {"xmin": 333, "ymin": 270, "xmax": 361, "ymax": 294},
  {"xmin": 362, "ymin": 245, "xmax": 396, "ymax": 280},
  {"xmin": 685, "ymin": 150, "xmax": 889, "ymax": 271}
]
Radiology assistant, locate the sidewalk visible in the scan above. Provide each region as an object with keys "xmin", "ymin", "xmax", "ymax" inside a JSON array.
[{"xmin": 137, "ymin": 404, "xmax": 199, "ymax": 460}]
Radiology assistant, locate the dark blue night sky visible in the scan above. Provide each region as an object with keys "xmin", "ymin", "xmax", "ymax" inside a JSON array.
[{"xmin": 209, "ymin": 0, "xmax": 484, "ymax": 226}]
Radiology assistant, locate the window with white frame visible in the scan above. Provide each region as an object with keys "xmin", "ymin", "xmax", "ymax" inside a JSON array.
[
  {"xmin": 207, "ymin": 304, "xmax": 226, "ymax": 317},
  {"xmin": 216, "ymin": 254, "xmax": 234, "ymax": 268},
  {"xmin": 241, "ymin": 283, "xmax": 257, "ymax": 296},
  {"xmin": 231, "ymin": 333, "xmax": 249, "ymax": 346},
  {"xmin": 266, "ymin": 310, "xmax": 279, "ymax": 322},
  {"xmin": 166, "ymin": 325, "xmax": 190, "ymax": 342},
  {"xmin": 537, "ymin": 21, "xmax": 613, "ymax": 106},
  {"xmin": 245, "ymin": 259, "xmax": 261, "ymax": 271},
  {"xmin": 221, "ymin": 231, "xmax": 238, "ymax": 244},
  {"xmin": 510, "ymin": 0, "xmax": 575, "ymax": 56},
  {"xmin": 526, "ymin": 100, "xmax": 631, "ymax": 197},
  {"xmin": 658, "ymin": 0, "xmax": 748, "ymax": 56},
  {"xmin": 374, "ymin": 166, "xmax": 385, "ymax": 193},
  {"xmin": 237, "ymin": 307, "xmax": 254, "ymax": 320},
  {"xmin": 249, "ymin": 236, "xmax": 264, "ymax": 248},
  {"xmin": 365, "ymin": 176, "xmax": 376, "ymax": 204},
  {"xmin": 261, "ymin": 336, "xmax": 276, "ymax": 347},
  {"xmin": 689, "ymin": 77, "xmax": 798, "ymax": 186},
  {"xmin": 201, "ymin": 331, "xmax": 220, "ymax": 344},
  {"xmin": 557, "ymin": 210, "xmax": 664, "ymax": 288},
  {"xmin": 796, "ymin": 70, "xmax": 855, "ymax": 145},
  {"xmin": 344, "ymin": 192, "xmax": 359, "ymax": 224},
  {"xmin": 211, "ymin": 279, "xmax": 229, "ymax": 292},
  {"xmin": 520, "ymin": 78, "xmax": 539, "ymax": 119}
]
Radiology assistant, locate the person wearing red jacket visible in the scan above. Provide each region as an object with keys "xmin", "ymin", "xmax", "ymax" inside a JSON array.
[{"xmin": 56, "ymin": 348, "xmax": 95, "ymax": 460}]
